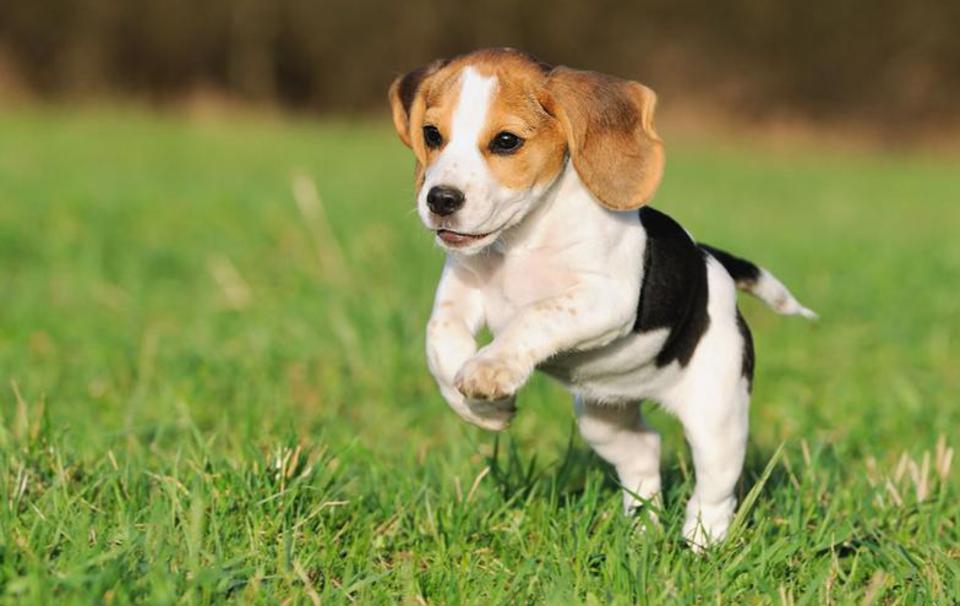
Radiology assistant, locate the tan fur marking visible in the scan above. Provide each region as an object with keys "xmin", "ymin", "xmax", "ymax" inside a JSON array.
[
  {"xmin": 455, "ymin": 50, "xmax": 566, "ymax": 191},
  {"xmin": 388, "ymin": 58, "xmax": 460, "ymax": 185},
  {"xmin": 542, "ymin": 68, "xmax": 664, "ymax": 210},
  {"xmin": 481, "ymin": 71, "xmax": 566, "ymax": 190},
  {"xmin": 390, "ymin": 50, "xmax": 564, "ymax": 192},
  {"xmin": 389, "ymin": 49, "xmax": 664, "ymax": 208}
]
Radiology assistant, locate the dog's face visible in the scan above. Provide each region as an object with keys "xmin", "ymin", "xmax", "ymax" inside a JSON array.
[{"xmin": 389, "ymin": 48, "xmax": 665, "ymax": 254}]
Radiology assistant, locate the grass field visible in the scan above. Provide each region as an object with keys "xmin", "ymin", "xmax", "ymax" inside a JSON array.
[{"xmin": 1, "ymin": 108, "xmax": 958, "ymax": 604}]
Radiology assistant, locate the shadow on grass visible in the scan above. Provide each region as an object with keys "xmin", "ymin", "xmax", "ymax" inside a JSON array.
[{"xmin": 484, "ymin": 423, "xmax": 792, "ymax": 522}]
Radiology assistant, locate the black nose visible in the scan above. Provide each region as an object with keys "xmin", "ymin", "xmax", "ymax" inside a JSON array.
[{"xmin": 426, "ymin": 185, "xmax": 465, "ymax": 216}]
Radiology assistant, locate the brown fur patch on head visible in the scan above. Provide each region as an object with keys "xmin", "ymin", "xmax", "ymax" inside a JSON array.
[
  {"xmin": 388, "ymin": 58, "xmax": 448, "ymax": 148},
  {"xmin": 471, "ymin": 53, "xmax": 567, "ymax": 191},
  {"xmin": 390, "ymin": 49, "xmax": 563, "ymax": 192},
  {"xmin": 388, "ymin": 49, "xmax": 663, "ymax": 205},
  {"xmin": 442, "ymin": 49, "xmax": 566, "ymax": 192},
  {"xmin": 388, "ymin": 58, "xmax": 463, "ymax": 188},
  {"xmin": 540, "ymin": 67, "xmax": 664, "ymax": 210}
]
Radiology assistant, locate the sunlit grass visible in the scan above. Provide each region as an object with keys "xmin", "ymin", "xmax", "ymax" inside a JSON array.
[{"xmin": 0, "ymin": 109, "xmax": 958, "ymax": 603}]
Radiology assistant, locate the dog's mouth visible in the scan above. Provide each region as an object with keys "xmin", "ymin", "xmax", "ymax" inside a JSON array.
[{"xmin": 435, "ymin": 228, "xmax": 495, "ymax": 248}]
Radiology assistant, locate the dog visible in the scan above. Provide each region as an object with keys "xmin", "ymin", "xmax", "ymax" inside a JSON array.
[{"xmin": 388, "ymin": 48, "xmax": 815, "ymax": 548}]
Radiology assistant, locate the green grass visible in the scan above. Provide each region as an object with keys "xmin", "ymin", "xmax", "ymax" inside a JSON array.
[{"xmin": 1, "ymin": 107, "xmax": 958, "ymax": 604}]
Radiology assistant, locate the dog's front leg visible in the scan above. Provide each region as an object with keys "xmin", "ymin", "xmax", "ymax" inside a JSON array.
[
  {"xmin": 455, "ymin": 283, "xmax": 634, "ymax": 402},
  {"xmin": 426, "ymin": 263, "xmax": 517, "ymax": 431}
]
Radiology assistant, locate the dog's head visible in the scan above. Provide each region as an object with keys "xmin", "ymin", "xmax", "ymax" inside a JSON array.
[{"xmin": 389, "ymin": 48, "xmax": 664, "ymax": 254}]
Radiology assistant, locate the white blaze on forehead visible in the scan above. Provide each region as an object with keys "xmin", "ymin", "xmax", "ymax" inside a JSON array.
[
  {"xmin": 421, "ymin": 66, "xmax": 506, "ymax": 234},
  {"xmin": 449, "ymin": 67, "xmax": 497, "ymax": 152}
]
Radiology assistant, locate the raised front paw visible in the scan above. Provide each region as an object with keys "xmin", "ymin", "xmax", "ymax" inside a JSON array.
[
  {"xmin": 464, "ymin": 397, "xmax": 517, "ymax": 432},
  {"xmin": 455, "ymin": 354, "xmax": 530, "ymax": 401}
]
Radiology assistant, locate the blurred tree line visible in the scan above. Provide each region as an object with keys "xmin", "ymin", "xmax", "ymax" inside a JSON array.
[{"xmin": 1, "ymin": 0, "xmax": 958, "ymax": 131}]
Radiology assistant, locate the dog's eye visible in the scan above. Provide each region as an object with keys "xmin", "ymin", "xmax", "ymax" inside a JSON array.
[
  {"xmin": 423, "ymin": 125, "xmax": 443, "ymax": 149},
  {"xmin": 489, "ymin": 131, "xmax": 524, "ymax": 155}
]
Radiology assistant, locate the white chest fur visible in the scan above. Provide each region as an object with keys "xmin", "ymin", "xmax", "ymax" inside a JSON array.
[
  {"xmin": 458, "ymin": 167, "xmax": 645, "ymax": 334},
  {"xmin": 441, "ymin": 168, "xmax": 684, "ymax": 402}
]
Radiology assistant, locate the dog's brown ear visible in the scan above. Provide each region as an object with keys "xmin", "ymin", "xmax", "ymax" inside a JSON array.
[
  {"xmin": 542, "ymin": 67, "xmax": 664, "ymax": 210},
  {"xmin": 388, "ymin": 59, "xmax": 446, "ymax": 148}
]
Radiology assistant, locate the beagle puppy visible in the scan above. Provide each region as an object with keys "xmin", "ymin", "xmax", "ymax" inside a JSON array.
[{"xmin": 389, "ymin": 48, "xmax": 815, "ymax": 549}]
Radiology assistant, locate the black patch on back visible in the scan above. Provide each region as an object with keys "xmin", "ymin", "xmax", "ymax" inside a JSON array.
[
  {"xmin": 736, "ymin": 309, "xmax": 755, "ymax": 391},
  {"xmin": 635, "ymin": 207, "xmax": 711, "ymax": 367},
  {"xmin": 699, "ymin": 244, "xmax": 760, "ymax": 286}
]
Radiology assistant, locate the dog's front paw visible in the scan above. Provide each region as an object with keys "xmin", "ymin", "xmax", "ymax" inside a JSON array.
[
  {"xmin": 455, "ymin": 354, "xmax": 530, "ymax": 401},
  {"xmin": 464, "ymin": 397, "xmax": 517, "ymax": 432}
]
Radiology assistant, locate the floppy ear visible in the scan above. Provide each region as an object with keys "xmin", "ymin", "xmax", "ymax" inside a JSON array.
[
  {"xmin": 542, "ymin": 67, "xmax": 664, "ymax": 210},
  {"xmin": 388, "ymin": 59, "xmax": 446, "ymax": 148}
]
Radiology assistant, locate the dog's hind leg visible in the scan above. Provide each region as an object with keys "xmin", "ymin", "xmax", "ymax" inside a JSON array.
[
  {"xmin": 574, "ymin": 397, "xmax": 662, "ymax": 515},
  {"xmin": 672, "ymin": 376, "xmax": 751, "ymax": 551}
]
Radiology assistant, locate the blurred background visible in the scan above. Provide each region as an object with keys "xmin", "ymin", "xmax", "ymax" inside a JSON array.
[
  {"xmin": 1, "ymin": 3, "xmax": 959, "ymax": 601},
  {"xmin": 2, "ymin": 0, "xmax": 960, "ymax": 140}
]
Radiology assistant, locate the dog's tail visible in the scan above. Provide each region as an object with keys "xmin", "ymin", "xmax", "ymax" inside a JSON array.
[{"xmin": 701, "ymin": 244, "xmax": 818, "ymax": 320}]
